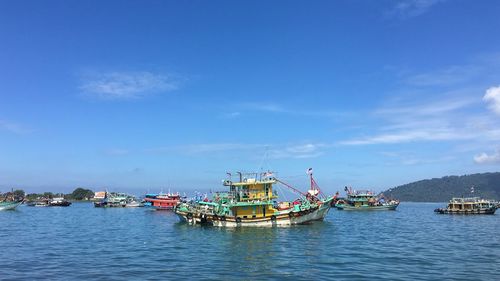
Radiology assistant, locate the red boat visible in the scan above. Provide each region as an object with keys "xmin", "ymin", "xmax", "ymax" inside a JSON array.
[{"xmin": 144, "ymin": 193, "xmax": 181, "ymax": 210}]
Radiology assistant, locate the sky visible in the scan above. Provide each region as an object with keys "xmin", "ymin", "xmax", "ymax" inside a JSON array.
[{"xmin": 1, "ymin": 0, "xmax": 500, "ymax": 195}]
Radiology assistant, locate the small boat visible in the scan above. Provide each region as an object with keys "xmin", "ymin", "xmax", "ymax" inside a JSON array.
[
  {"xmin": 434, "ymin": 197, "xmax": 497, "ymax": 215},
  {"xmin": 94, "ymin": 192, "xmax": 142, "ymax": 208},
  {"xmin": 34, "ymin": 200, "xmax": 49, "ymax": 207},
  {"xmin": 125, "ymin": 200, "xmax": 144, "ymax": 207},
  {"xmin": 1, "ymin": 192, "xmax": 24, "ymax": 210},
  {"xmin": 175, "ymin": 169, "xmax": 336, "ymax": 227},
  {"xmin": 0, "ymin": 200, "xmax": 23, "ymax": 211},
  {"xmin": 48, "ymin": 197, "xmax": 72, "ymax": 207},
  {"xmin": 335, "ymin": 187, "xmax": 399, "ymax": 211},
  {"xmin": 143, "ymin": 192, "xmax": 180, "ymax": 210}
]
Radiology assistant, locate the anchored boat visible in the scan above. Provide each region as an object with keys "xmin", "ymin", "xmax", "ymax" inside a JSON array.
[
  {"xmin": 0, "ymin": 200, "xmax": 23, "ymax": 211},
  {"xmin": 48, "ymin": 197, "xmax": 72, "ymax": 207},
  {"xmin": 143, "ymin": 192, "xmax": 181, "ymax": 210},
  {"xmin": 335, "ymin": 187, "xmax": 399, "ymax": 211},
  {"xmin": 94, "ymin": 192, "xmax": 142, "ymax": 208},
  {"xmin": 434, "ymin": 197, "xmax": 497, "ymax": 215},
  {"xmin": 175, "ymin": 169, "xmax": 335, "ymax": 227},
  {"xmin": 0, "ymin": 192, "xmax": 24, "ymax": 211}
]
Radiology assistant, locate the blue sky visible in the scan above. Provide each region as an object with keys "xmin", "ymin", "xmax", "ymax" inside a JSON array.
[{"xmin": 1, "ymin": 0, "xmax": 500, "ymax": 195}]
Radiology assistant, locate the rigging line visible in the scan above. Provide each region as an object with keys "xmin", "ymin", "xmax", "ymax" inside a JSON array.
[
  {"xmin": 257, "ymin": 146, "xmax": 268, "ymax": 172},
  {"xmin": 275, "ymin": 181, "xmax": 289, "ymax": 202}
]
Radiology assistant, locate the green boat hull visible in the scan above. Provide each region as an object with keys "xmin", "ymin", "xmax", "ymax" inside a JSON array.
[
  {"xmin": 0, "ymin": 201, "xmax": 22, "ymax": 211},
  {"xmin": 335, "ymin": 203, "xmax": 398, "ymax": 211}
]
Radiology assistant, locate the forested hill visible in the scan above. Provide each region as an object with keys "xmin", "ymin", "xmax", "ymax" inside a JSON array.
[{"xmin": 382, "ymin": 172, "xmax": 500, "ymax": 202}]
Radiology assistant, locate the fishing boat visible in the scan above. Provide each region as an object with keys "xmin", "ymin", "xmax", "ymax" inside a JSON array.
[
  {"xmin": 49, "ymin": 197, "xmax": 72, "ymax": 207},
  {"xmin": 0, "ymin": 200, "xmax": 23, "ymax": 211},
  {"xmin": 94, "ymin": 192, "xmax": 141, "ymax": 208},
  {"xmin": 434, "ymin": 197, "xmax": 497, "ymax": 215},
  {"xmin": 335, "ymin": 187, "xmax": 399, "ymax": 211},
  {"xmin": 143, "ymin": 192, "xmax": 181, "ymax": 210},
  {"xmin": 175, "ymin": 169, "xmax": 336, "ymax": 227},
  {"xmin": 0, "ymin": 192, "xmax": 24, "ymax": 210}
]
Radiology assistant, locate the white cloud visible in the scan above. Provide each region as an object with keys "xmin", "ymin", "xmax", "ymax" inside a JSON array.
[
  {"xmin": 146, "ymin": 142, "xmax": 327, "ymax": 159},
  {"xmin": 390, "ymin": 0, "xmax": 445, "ymax": 19},
  {"xmin": 104, "ymin": 148, "xmax": 130, "ymax": 156},
  {"xmin": 483, "ymin": 85, "xmax": 500, "ymax": 115},
  {"xmin": 375, "ymin": 97, "xmax": 476, "ymax": 116},
  {"xmin": 146, "ymin": 143, "xmax": 267, "ymax": 154},
  {"xmin": 340, "ymin": 129, "xmax": 472, "ymax": 145},
  {"xmin": 222, "ymin": 112, "xmax": 241, "ymax": 118},
  {"xmin": 80, "ymin": 71, "xmax": 178, "ymax": 100},
  {"xmin": 474, "ymin": 149, "xmax": 500, "ymax": 164},
  {"xmin": 239, "ymin": 102, "xmax": 348, "ymax": 118},
  {"xmin": 269, "ymin": 143, "xmax": 327, "ymax": 159},
  {"xmin": 0, "ymin": 120, "xmax": 31, "ymax": 134},
  {"xmin": 405, "ymin": 65, "xmax": 481, "ymax": 87}
]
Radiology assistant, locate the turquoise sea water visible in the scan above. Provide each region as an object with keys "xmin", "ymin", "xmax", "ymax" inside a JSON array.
[{"xmin": 1, "ymin": 202, "xmax": 499, "ymax": 280}]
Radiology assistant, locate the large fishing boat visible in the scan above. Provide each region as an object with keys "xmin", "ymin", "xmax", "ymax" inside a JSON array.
[
  {"xmin": 335, "ymin": 187, "xmax": 399, "ymax": 211},
  {"xmin": 434, "ymin": 197, "xmax": 497, "ymax": 214},
  {"xmin": 175, "ymin": 169, "xmax": 335, "ymax": 227},
  {"xmin": 143, "ymin": 192, "xmax": 181, "ymax": 210}
]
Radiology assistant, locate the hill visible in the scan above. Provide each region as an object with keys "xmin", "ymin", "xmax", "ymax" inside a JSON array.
[{"xmin": 382, "ymin": 172, "xmax": 500, "ymax": 202}]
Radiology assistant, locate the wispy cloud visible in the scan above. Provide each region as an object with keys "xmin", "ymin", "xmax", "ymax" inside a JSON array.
[
  {"xmin": 146, "ymin": 142, "xmax": 328, "ymax": 159},
  {"xmin": 379, "ymin": 151, "xmax": 455, "ymax": 166},
  {"xmin": 474, "ymin": 149, "xmax": 500, "ymax": 164},
  {"xmin": 0, "ymin": 119, "xmax": 31, "ymax": 134},
  {"xmin": 221, "ymin": 112, "xmax": 241, "ymax": 119},
  {"xmin": 268, "ymin": 143, "xmax": 328, "ymax": 159},
  {"xmin": 389, "ymin": 0, "xmax": 445, "ymax": 19},
  {"xmin": 340, "ymin": 129, "xmax": 472, "ymax": 145},
  {"xmin": 239, "ymin": 102, "xmax": 348, "ymax": 118},
  {"xmin": 146, "ymin": 143, "xmax": 267, "ymax": 155},
  {"xmin": 104, "ymin": 148, "xmax": 130, "ymax": 156},
  {"xmin": 80, "ymin": 71, "xmax": 179, "ymax": 100},
  {"xmin": 405, "ymin": 65, "xmax": 481, "ymax": 87},
  {"xmin": 483, "ymin": 85, "xmax": 500, "ymax": 115}
]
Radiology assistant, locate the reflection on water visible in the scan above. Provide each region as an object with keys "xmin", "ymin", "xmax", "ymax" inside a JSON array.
[{"xmin": 0, "ymin": 202, "xmax": 498, "ymax": 280}]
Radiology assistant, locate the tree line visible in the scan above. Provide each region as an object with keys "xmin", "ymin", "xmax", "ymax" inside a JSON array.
[{"xmin": 1, "ymin": 188, "xmax": 95, "ymax": 201}]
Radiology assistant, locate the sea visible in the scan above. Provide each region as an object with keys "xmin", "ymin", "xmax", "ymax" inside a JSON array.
[{"xmin": 1, "ymin": 202, "xmax": 498, "ymax": 280}]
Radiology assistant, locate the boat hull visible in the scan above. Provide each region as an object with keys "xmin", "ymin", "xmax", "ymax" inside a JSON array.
[
  {"xmin": 0, "ymin": 201, "xmax": 22, "ymax": 211},
  {"xmin": 336, "ymin": 203, "xmax": 399, "ymax": 211},
  {"xmin": 49, "ymin": 202, "xmax": 72, "ymax": 207},
  {"xmin": 434, "ymin": 208, "xmax": 497, "ymax": 215},
  {"xmin": 175, "ymin": 200, "xmax": 332, "ymax": 227}
]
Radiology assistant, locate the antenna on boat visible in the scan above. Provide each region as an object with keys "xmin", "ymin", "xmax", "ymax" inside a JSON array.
[{"xmin": 257, "ymin": 146, "xmax": 273, "ymax": 175}]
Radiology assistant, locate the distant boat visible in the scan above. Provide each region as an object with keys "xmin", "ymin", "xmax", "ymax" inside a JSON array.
[
  {"xmin": 434, "ymin": 197, "xmax": 497, "ymax": 215},
  {"xmin": 94, "ymin": 192, "xmax": 142, "ymax": 208},
  {"xmin": 335, "ymin": 187, "xmax": 399, "ymax": 211},
  {"xmin": 48, "ymin": 197, "xmax": 71, "ymax": 207},
  {"xmin": 0, "ymin": 200, "xmax": 23, "ymax": 211},
  {"xmin": 143, "ymin": 193, "xmax": 181, "ymax": 210}
]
